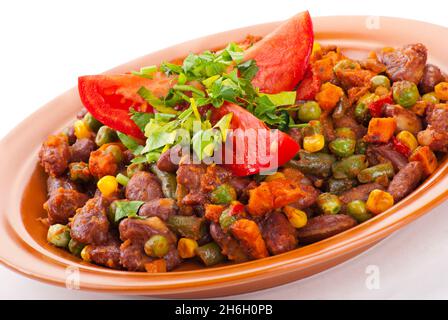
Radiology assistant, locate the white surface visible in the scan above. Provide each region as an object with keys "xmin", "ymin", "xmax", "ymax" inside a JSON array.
[{"xmin": 0, "ymin": 0, "xmax": 447, "ymax": 299}]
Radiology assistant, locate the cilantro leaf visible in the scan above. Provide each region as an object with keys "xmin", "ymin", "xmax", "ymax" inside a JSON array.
[
  {"xmin": 130, "ymin": 109, "xmax": 153, "ymax": 131},
  {"xmin": 114, "ymin": 200, "xmax": 145, "ymax": 222}
]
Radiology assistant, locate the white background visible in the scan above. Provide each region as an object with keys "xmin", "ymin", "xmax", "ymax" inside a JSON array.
[{"xmin": 1, "ymin": 0, "xmax": 448, "ymax": 299}]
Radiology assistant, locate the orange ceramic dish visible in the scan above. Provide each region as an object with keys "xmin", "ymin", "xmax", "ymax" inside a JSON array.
[{"xmin": 0, "ymin": 16, "xmax": 447, "ymax": 298}]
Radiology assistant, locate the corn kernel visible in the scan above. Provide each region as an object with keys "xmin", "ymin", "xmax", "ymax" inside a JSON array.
[
  {"xmin": 74, "ymin": 120, "xmax": 92, "ymax": 139},
  {"xmin": 80, "ymin": 245, "xmax": 91, "ymax": 262},
  {"xmin": 366, "ymin": 189, "xmax": 394, "ymax": 215},
  {"xmin": 312, "ymin": 42, "xmax": 321, "ymax": 56},
  {"xmin": 177, "ymin": 238, "xmax": 198, "ymax": 259},
  {"xmin": 283, "ymin": 206, "xmax": 308, "ymax": 228},
  {"xmin": 97, "ymin": 175, "xmax": 118, "ymax": 197},
  {"xmin": 264, "ymin": 172, "xmax": 286, "ymax": 182},
  {"xmin": 435, "ymin": 82, "xmax": 448, "ymax": 100},
  {"xmin": 396, "ymin": 131, "xmax": 418, "ymax": 152},
  {"xmin": 303, "ymin": 134, "xmax": 325, "ymax": 153}
]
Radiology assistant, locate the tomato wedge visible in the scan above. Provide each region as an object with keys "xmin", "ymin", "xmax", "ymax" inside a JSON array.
[
  {"xmin": 243, "ymin": 11, "xmax": 314, "ymax": 94},
  {"xmin": 78, "ymin": 72, "xmax": 175, "ymax": 139},
  {"xmin": 211, "ymin": 103, "xmax": 300, "ymax": 176}
]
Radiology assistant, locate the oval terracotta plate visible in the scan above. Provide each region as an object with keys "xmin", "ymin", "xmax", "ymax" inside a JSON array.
[{"xmin": 1, "ymin": 16, "xmax": 447, "ymax": 298}]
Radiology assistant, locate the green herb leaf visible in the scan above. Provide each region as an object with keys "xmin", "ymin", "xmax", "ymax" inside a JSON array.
[
  {"xmin": 238, "ymin": 60, "xmax": 259, "ymax": 81},
  {"xmin": 262, "ymin": 91, "xmax": 297, "ymax": 106},
  {"xmin": 114, "ymin": 201, "xmax": 145, "ymax": 222},
  {"xmin": 117, "ymin": 132, "xmax": 143, "ymax": 155},
  {"xmin": 138, "ymin": 87, "xmax": 178, "ymax": 115}
]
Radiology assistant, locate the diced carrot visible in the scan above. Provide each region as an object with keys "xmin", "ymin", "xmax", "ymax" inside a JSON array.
[
  {"xmin": 315, "ymin": 82, "xmax": 344, "ymax": 111},
  {"xmin": 409, "ymin": 146, "xmax": 438, "ymax": 176},
  {"xmin": 313, "ymin": 58, "xmax": 335, "ymax": 82},
  {"xmin": 247, "ymin": 179, "xmax": 304, "ymax": 216},
  {"xmin": 230, "ymin": 219, "xmax": 268, "ymax": 259},
  {"xmin": 144, "ymin": 259, "xmax": 167, "ymax": 273},
  {"xmin": 204, "ymin": 204, "xmax": 225, "ymax": 223},
  {"xmin": 364, "ymin": 118, "xmax": 396, "ymax": 143}
]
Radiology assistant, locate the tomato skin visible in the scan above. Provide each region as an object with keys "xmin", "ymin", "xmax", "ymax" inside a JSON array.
[
  {"xmin": 78, "ymin": 73, "xmax": 174, "ymax": 139},
  {"xmin": 392, "ymin": 137, "xmax": 411, "ymax": 157},
  {"xmin": 244, "ymin": 11, "xmax": 314, "ymax": 94},
  {"xmin": 368, "ymin": 96, "xmax": 393, "ymax": 118},
  {"xmin": 211, "ymin": 103, "xmax": 300, "ymax": 176},
  {"xmin": 296, "ymin": 66, "xmax": 321, "ymax": 100}
]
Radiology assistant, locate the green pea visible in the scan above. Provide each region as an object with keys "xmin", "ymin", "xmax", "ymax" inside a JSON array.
[
  {"xmin": 357, "ymin": 162, "xmax": 395, "ymax": 183},
  {"xmin": 298, "ymin": 101, "xmax": 322, "ymax": 122},
  {"xmin": 355, "ymin": 139, "xmax": 368, "ymax": 155},
  {"xmin": 69, "ymin": 162, "xmax": 90, "ymax": 182},
  {"xmin": 354, "ymin": 102, "xmax": 370, "ymax": 124},
  {"xmin": 219, "ymin": 208, "xmax": 238, "ymax": 230},
  {"xmin": 335, "ymin": 127, "xmax": 356, "ymax": 140},
  {"xmin": 127, "ymin": 163, "xmax": 145, "ymax": 178},
  {"xmin": 95, "ymin": 126, "xmax": 118, "ymax": 146},
  {"xmin": 329, "ymin": 138, "xmax": 356, "ymax": 158},
  {"xmin": 347, "ymin": 200, "xmax": 371, "ymax": 223},
  {"xmin": 393, "ymin": 81, "xmax": 420, "ymax": 108},
  {"xmin": 333, "ymin": 59, "xmax": 359, "ymax": 73},
  {"xmin": 83, "ymin": 113, "xmax": 103, "ymax": 132},
  {"xmin": 370, "ymin": 75, "xmax": 391, "ymax": 90},
  {"xmin": 104, "ymin": 145, "xmax": 123, "ymax": 163},
  {"xmin": 317, "ymin": 193, "xmax": 342, "ymax": 215},
  {"xmin": 210, "ymin": 184, "xmax": 237, "ymax": 205},
  {"xmin": 332, "ymin": 155, "xmax": 368, "ymax": 179},
  {"xmin": 144, "ymin": 235, "xmax": 170, "ymax": 258},
  {"xmin": 47, "ymin": 224, "xmax": 71, "ymax": 248},
  {"xmin": 422, "ymin": 92, "xmax": 440, "ymax": 104},
  {"xmin": 68, "ymin": 239, "xmax": 85, "ymax": 256}
]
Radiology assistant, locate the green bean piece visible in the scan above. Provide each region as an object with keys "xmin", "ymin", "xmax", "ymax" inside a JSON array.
[
  {"xmin": 219, "ymin": 208, "xmax": 238, "ymax": 230},
  {"xmin": 357, "ymin": 162, "xmax": 395, "ymax": 183},
  {"xmin": 347, "ymin": 200, "xmax": 371, "ymax": 222},
  {"xmin": 144, "ymin": 235, "xmax": 170, "ymax": 258},
  {"xmin": 335, "ymin": 127, "xmax": 356, "ymax": 140},
  {"xmin": 332, "ymin": 96, "xmax": 351, "ymax": 120},
  {"xmin": 422, "ymin": 92, "xmax": 440, "ymax": 104},
  {"xmin": 116, "ymin": 173, "xmax": 129, "ymax": 186},
  {"xmin": 150, "ymin": 164, "xmax": 177, "ymax": 199},
  {"xmin": 332, "ymin": 155, "xmax": 368, "ymax": 179},
  {"xmin": 95, "ymin": 126, "xmax": 118, "ymax": 146},
  {"xmin": 326, "ymin": 178, "xmax": 358, "ymax": 194},
  {"xmin": 329, "ymin": 138, "xmax": 356, "ymax": 158},
  {"xmin": 127, "ymin": 163, "xmax": 145, "ymax": 178},
  {"xmin": 107, "ymin": 200, "xmax": 119, "ymax": 225},
  {"xmin": 317, "ymin": 193, "xmax": 342, "ymax": 215},
  {"xmin": 290, "ymin": 151, "xmax": 336, "ymax": 178},
  {"xmin": 355, "ymin": 139, "xmax": 368, "ymax": 155},
  {"xmin": 68, "ymin": 239, "xmax": 85, "ymax": 256},
  {"xmin": 167, "ymin": 215, "xmax": 206, "ymax": 240},
  {"xmin": 47, "ymin": 224, "xmax": 71, "ymax": 248},
  {"xmin": 393, "ymin": 80, "xmax": 420, "ymax": 108},
  {"xmin": 104, "ymin": 145, "xmax": 123, "ymax": 163},
  {"xmin": 298, "ymin": 101, "xmax": 322, "ymax": 122},
  {"xmin": 69, "ymin": 162, "xmax": 91, "ymax": 182},
  {"xmin": 210, "ymin": 184, "xmax": 237, "ymax": 205},
  {"xmin": 196, "ymin": 242, "xmax": 225, "ymax": 267},
  {"xmin": 83, "ymin": 112, "xmax": 103, "ymax": 132},
  {"xmin": 370, "ymin": 75, "xmax": 391, "ymax": 91}
]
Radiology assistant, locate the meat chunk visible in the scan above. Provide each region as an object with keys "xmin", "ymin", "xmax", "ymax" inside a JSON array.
[
  {"xmin": 44, "ymin": 188, "xmax": 88, "ymax": 225},
  {"xmin": 383, "ymin": 104, "xmax": 422, "ymax": 135},
  {"xmin": 69, "ymin": 138, "xmax": 96, "ymax": 163},
  {"xmin": 39, "ymin": 134, "xmax": 70, "ymax": 177},
  {"xmin": 366, "ymin": 144, "xmax": 408, "ymax": 171},
  {"xmin": 138, "ymin": 198, "xmax": 178, "ymax": 221},
  {"xmin": 378, "ymin": 44, "xmax": 427, "ymax": 84},
  {"xmin": 156, "ymin": 146, "xmax": 181, "ymax": 173},
  {"xmin": 84, "ymin": 238, "xmax": 121, "ymax": 269},
  {"xmin": 339, "ymin": 183, "xmax": 385, "ymax": 204},
  {"xmin": 88, "ymin": 145, "xmax": 120, "ymax": 178},
  {"xmin": 260, "ymin": 212, "xmax": 297, "ymax": 255},
  {"xmin": 417, "ymin": 104, "xmax": 448, "ymax": 152},
  {"xmin": 70, "ymin": 197, "xmax": 111, "ymax": 245},
  {"xmin": 289, "ymin": 184, "xmax": 320, "ymax": 210},
  {"xmin": 46, "ymin": 176, "xmax": 77, "ymax": 196},
  {"xmin": 333, "ymin": 115, "xmax": 367, "ymax": 139},
  {"xmin": 125, "ymin": 171, "xmax": 163, "ymax": 202},
  {"xmin": 419, "ymin": 64, "xmax": 444, "ymax": 94},
  {"xmin": 297, "ymin": 214, "xmax": 357, "ymax": 244},
  {"xmin": 388, "ymin": 161, "xmax": 423, "ymax": 201},
  {"xmin": 209, "ymin": 223, "xmax": 249, "ymax": 262},
  {"xmin": 119, "ymin": 240, "xmax": 152, "ymax": 271}
]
